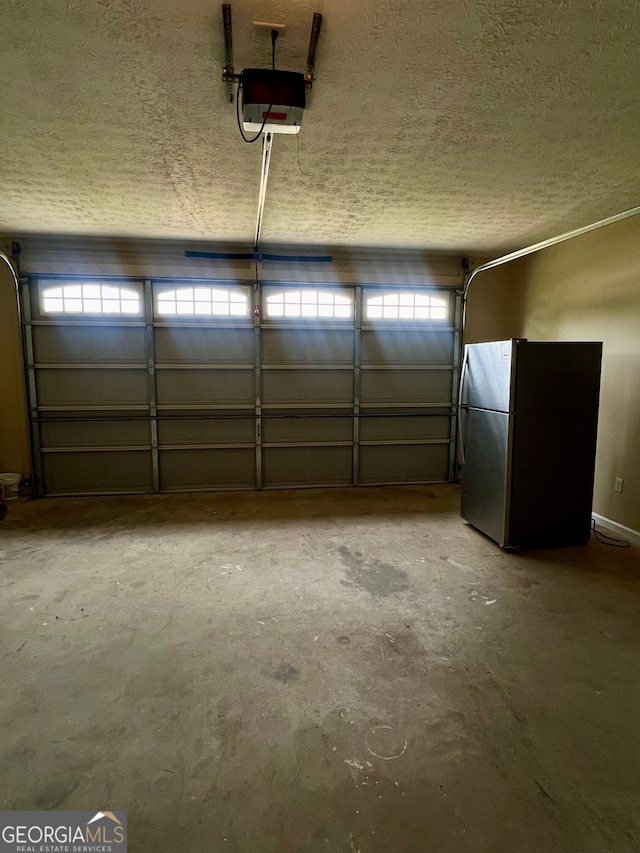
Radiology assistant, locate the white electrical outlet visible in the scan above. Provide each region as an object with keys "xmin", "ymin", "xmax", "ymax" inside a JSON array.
[
  {"xmin": 253, "ymin": 21, "xmax": 286, "ymax": 40},
  {"xmin": 614, "ymin": 477, "xmax": 624, "ymax": 493}
]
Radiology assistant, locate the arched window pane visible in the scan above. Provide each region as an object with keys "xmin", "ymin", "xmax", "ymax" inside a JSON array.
[
  {"xmin": 266, "ymin": 290, "xmax": 353, "ymax": 319},
  {"xmin": 365, "ymin": 292, "xmax": 448, "ymax": 320},
  {"xmin": 41, "ymin": 284, "xmax": 141, "ymax": 315},
  {"xmin": 155, "ymin": 287, "xmax": 249, "ymax": 317}
]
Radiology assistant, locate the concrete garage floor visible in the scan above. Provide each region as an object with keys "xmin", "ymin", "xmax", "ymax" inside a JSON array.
[{"xmin": 1, "ymin": 485, "xmax": 639, "ymax": 853}]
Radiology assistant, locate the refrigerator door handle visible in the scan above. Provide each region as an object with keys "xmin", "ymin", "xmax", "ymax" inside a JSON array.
[
  {"xmin": 457, "ymin": 347, "xmax": 470, "ymax": 466},
  {"xmin": 457, "ymin": 405, "xmax": 469, "ymax": 467}
]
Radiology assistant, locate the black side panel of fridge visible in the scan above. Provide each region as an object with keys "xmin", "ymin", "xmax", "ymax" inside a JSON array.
[{"xmin": 508, "ymin": 342, "xmax": 602, "ymax": 548}]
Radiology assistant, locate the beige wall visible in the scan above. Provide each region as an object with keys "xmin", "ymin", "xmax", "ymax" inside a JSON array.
[
  {"xmin": 508, "ymin": 214, "xmax": 640, "ymax": 533},
  {"xmin": 0, "ymin": 261, "xmax": 30, "ymax": 477},
  {"xmin": 463, "ymin": 259, "xmax": 523, "ymax": 344}
]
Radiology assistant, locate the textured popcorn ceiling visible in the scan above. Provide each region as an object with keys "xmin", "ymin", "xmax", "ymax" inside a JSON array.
[{"xmin": 1, "ymin": 0, "xmax": 639, "ymax": 253}]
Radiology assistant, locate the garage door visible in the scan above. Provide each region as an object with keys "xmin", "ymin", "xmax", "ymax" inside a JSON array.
[{"xmin": 22, "ymin": 277, "xmax": 461, "ymax": 495}]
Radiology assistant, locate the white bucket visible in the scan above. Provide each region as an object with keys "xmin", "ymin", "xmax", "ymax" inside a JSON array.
[{"xmin": 0, "ymin": 473, "xmax": 21, "ymax": 500}]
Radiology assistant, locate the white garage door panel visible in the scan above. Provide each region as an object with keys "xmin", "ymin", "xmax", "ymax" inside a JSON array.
[
  {"xmin": 262, "ymin": 329, "xmax": 354, "ymax": 365},
  {"xmin": 159, "ymin": 449, "xmax": 255, "ymax": 489},
  {"xmin": 43, "ymin": 451, "xmax": 153, "ymax": 494},
  {"xmin": 154, "ymin": 326, "xmax": 254, "ymax": 365},
  {"xmin": 156, "ymin": 369, "xmax": 255, "ymax": 407},
  {"xmin": 359, "ymin": 415, "xmax": 451, "ymax": 442},
  {"xmin": 36, "ymin": 369, "xmax": 149, "ymax": 408},
  {"xmin": 263, "ymin": 446, "xmax": 352, "ymax": 487},
  {"xmin": 359, "ymin": 444, "xmax": 450, "ymax": 484},
  {"xmin": 361, "ymin": 330, "xmax": 455, "ymax": 365},
  {"xmin": 262, "ymin": 370, "xmax": 353, "ymax": 407},
  {"xmin": 360, "ymin": 369, "xmax": 453, "ymax": 406},
  {"xmin": 40, "ymin": 418, "xmax": 151, "ymax": 448},
  {"xmin": 158, "ymin": 418, "xmax": 255, "ymax": 446},
  {"xmin": 262, "ymin": 416, "xmax": 353, "ymax": 444},
  {"xmin": 33, "ymin": 325, "xmax": 147, "ymax": 364}
]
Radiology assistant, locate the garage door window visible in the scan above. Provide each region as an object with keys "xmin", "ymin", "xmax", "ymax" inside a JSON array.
[
  {"xmin": 41, "ymin": 283, "xmax": 141, "ymax": 315},
  {"xmin": 366, "ymin": 292, "xmax": 447, "ymax": 320},
  {"xmin": 266, "ymin": 290, "xmax": 353, "ymax": 319},
  {"xmin": 156, "ymin": 287, "xmax": 249, "ymax": 317}
]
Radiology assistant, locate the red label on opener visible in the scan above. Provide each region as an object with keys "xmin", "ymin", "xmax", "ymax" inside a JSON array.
[{"xmin": 262, "ymin": 111, "xmax": 288, "ymax": 121}]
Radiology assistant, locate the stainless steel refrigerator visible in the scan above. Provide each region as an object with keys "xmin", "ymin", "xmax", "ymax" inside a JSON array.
[{"xmin": 459, "ymin": 339, "xmax": 602, "ymax": 549}]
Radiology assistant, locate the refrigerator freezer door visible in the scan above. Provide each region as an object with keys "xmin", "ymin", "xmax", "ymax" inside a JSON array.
[
  {"xmin": 460, "ymin": 407, "xmax": 511, "ymax": 546},
  {"xmin": 463, "ymin": 340, "xmax": 516, "ymax": 413}
]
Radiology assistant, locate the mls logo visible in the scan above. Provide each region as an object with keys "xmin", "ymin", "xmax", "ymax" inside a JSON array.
[{"xmin": 0, "ymin": 810, "xmax": 127, "ymax": 852}]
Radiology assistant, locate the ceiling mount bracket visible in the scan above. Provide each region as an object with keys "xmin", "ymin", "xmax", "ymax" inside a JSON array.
[
  {"xmin": 222, "ymin": 4, "xmax": 239, "ymax": 101},
  {"xmin": 305, "ymin": 13, "xmax": 322, "ymax": 90},
  {"xmin": 221, "ymin": 6, "xmax": 322, "ymax": 95}
]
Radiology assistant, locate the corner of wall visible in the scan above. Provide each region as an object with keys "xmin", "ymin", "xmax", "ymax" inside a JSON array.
[
  {"xmin": 0, "ymin": 262, "xmax": 31, "ymax": 478},
  {"xmin": 463, "ymin": 258, "xmax": 525, "ymax": 344}
]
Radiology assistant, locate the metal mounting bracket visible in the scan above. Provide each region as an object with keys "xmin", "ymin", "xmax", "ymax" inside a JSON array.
[
  {"xmin": 221, "ymin": 5, "xmax": 322, "ymax": 100},
  {"xmin": 304, "ymin": 13, "xmax": 323, "ymax": 90},
  {"xmin": 222, "ymin": 3, "xmax": 236, "ymax": 103}
]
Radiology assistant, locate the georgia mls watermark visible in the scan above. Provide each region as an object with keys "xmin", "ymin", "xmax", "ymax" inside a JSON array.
[{"xmin": 0, "ymin": 811, "xmax": 126, "ymax": 853}]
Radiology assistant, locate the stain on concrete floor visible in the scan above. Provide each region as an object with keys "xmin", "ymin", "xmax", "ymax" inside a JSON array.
[
  {"xmin": 273, "ymin": 663, "xmax": 299, "ymax": 684},
  {"xmin": 1, "ymin": 485, "xmax": 639, "ymax": 852},
  {"xmin": 338, "ymin": 546, "xmax": 410, "ymax": 597}
]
